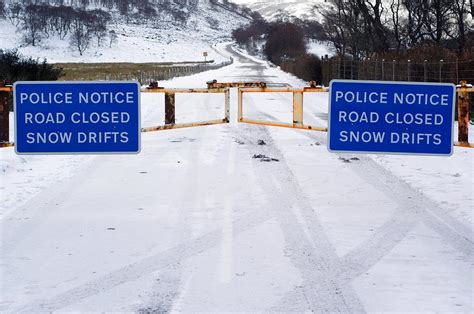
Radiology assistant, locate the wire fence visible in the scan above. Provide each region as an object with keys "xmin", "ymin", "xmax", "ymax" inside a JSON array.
[
  {"xmin": 318, "ymin": 57, "xmax": 474, "ymax": 122},
  {"xmin": 66, "ymin": 58, "xmax": 234, "ymax": 85},
  {"xmin": 322, "ymin": 58, "xmax": 474, "ymax": 86}
]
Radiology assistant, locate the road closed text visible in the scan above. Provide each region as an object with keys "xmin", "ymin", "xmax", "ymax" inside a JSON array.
[
  {"xmin": 23, "ymin": 112, "xmax": 131, "ymax": 145},
  {"xmin": 337, "ymin": 111, "xmax": 445, "ymax": 145},
  {"xmin": 24, "ymin": 112, "xmax": 131, "ymax": 125},
  {"xmin": 21, "ymin": 110, "xmax": 133, "ymax": 146}
]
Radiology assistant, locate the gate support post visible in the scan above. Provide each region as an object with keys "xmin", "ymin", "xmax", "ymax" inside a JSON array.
[
  {"xmin": 165, "ymin": 92, "xmax": 176, "ymax": 125},
  {"xmin": 293, "ymin": 91, "xmax": 303, "ymax": 126},
  {"xmin": 224, "ymin": 89, "xmax": 230, "ymax": 123},
  {"xmin": 238, "ymin": 89, "xmax": 243, "ymax": 122},
  {"xmin": 458, "ymin": 81, "xmax": 470, "ymax": 143},
  {"xmin": 0, "ymin": 86, "xmax": 10, "ymax": 144}
]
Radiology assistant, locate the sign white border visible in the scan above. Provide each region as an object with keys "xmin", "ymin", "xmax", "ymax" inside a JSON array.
[
  {"xmin": 13, "ymin": 80, "xmax": 142, "ymax": 155},
  {"xmin": 327, "ymin": 79, "xmax": 456, "ymax": 156}
]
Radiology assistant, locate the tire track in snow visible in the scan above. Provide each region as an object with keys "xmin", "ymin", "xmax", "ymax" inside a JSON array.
[
  {"xmin": 16, "ymin": 80, "xmax": 354, "ymax": 312},
  {"xmin": 293, "ymin": 131, "xmax": 473, "ymax": 280},
  {"xmin": 224, "ymin": 45, "xmax": 469, "ymax": 311},
  {"xmin": 16, "ymin": 123, "xmax": 265, "ymax": 312},
  {"xmin": 136, "ymin": 123, "xmax": 216, "ymax": 313},
  {"xmin": 16, "ymin": 204, "xmax": 272, "ymax": 313},
  {"xmin": 232, "ymin": 54, "xmax": 365, "ymax": 312},
  {"xmin": 339, "ymin": 155, "xmax": 474, "ymax": 278},
  {"xmin": 235, "ymin": 124, "xmax": 366, "ymax": 313},
  {"xmin": 13, "ymin": 43, "xmax": 268, "ymax": 313},
  {"xmin": 218, "ymin": 138, "xmax": 237, "ymax": 284},
  {"xmin": 254, "ymin": 100, "xmax": 472, "ymax": 263},
  {"xmin": 139, "ymin": 125, "xmax": 240, "ymax": 313},
  {"xmin": 165, "ymin": 130, "xmax": 240, "ymax": 312},
  {"xmin": 280, "ymin": 70, "xmax": 473, "ymax": 254},
  {"xmin": 237, "ymin": 60, "xmax": 472, "ymax": 309}
]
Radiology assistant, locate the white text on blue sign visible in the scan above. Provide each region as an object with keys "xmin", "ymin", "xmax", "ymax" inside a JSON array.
[
  {"xmin": 14, "ymin": 82, "xmax": 140, "ymax": 154},
  {"xmin": 328, "ymin": 81, "xmax": 455, "ymax": 155}
]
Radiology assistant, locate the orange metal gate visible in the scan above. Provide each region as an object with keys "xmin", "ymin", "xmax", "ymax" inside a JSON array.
[{"xmin": 237, "ymin": 86, "xmax": 329, "ymax": 132}]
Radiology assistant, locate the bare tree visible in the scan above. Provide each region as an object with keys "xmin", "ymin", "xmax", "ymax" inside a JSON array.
[
  {"xmin": 117, "ymin": 0, "xmax": 129, "ymax": 22},
  {"xmin": 21, "ymin": 4, "xmax": 45, "ymax": 46},
  {"xmin": 0, "ymin": 1, "xmax": 5, "ymax": 18},
  {"xmin": 317, "ymin": 1, "xmax": 347, "ymax": 56},
  {"xmin": 404, "ymin": 0, "xmax": 429, "ymax": 46},
  {"xmin": 7, "ymin": 2, "xmax": 23, "ymax": 27},
  {"xmin": 171, "ymin": 9, "xmax": 189, "ymax": 26},
  {"xmin": 108, "ymin": 29, "xmax": 118, "ymax": 48},
  {"xmin": 54, "ymin": 5, "xmax": 75, "ymax": 39},
  {"xmin": 351, "ymin": 0, "xmax": 390, "ymax": 53},
  {"xmin": 69, "ymin": 16, "xmax": 91, "ymax": 56},
  {"xmin": 424, "ymin": 0, "xmax": 453, "ymax": 44},
  {"xmin": 389, "ymin": 0, "xmax": 405, "ymax": 52},
  {"xmin": 451, "ymin": 0, "xmax": 470, "ymax": 54},
  {"xmin": 86, "ymin": 9, "xmax": 110, "ymax": 47},
  {"xmin": 318, "ymin": 0, "xmax": 370, "ymax": 59}
]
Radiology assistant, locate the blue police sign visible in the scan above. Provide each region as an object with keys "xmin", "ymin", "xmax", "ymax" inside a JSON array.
[
  {"xmin": 328, "ymin": 80, "xmax": 455, "ymax": 155},
  {"xmin": 14, "ymin": 81, "xmax": 140, "ymax": 154}
]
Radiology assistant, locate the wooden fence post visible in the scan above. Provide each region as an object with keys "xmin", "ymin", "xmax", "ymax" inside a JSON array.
[
  {"xmin": 0, "ymin": 84, "xmax": 10, "ymax": 143},
  {"xmin": 457, "ymin": 81, "xmax": 470, "ymax": 143}
]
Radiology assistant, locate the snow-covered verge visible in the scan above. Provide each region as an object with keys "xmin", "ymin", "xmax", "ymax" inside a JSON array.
[
  {"xmin": 1, "ymin": 42, "xmax": 472, "ymax": 312},
  {"xmin": 0, "ymin": 153, "xmax": 93, "ymax": 217}
]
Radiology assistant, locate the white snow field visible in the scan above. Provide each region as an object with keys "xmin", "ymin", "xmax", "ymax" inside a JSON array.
[
  {"xmin": 234, "ymin": 0, "xmax": 328, "ymax": 22},
  {"xmin": 0, "ymin": 0, "xmax": 248, "ymax": 64},
  {"xmin": 1, "ymin": 43, "xmax": 473, "ymax": 313},
  {"xmin": 0, "ymin": 18, "xmax": 230, "ymax": 64}
]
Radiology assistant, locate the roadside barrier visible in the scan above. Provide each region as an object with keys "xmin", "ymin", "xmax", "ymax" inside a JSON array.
[
  {"xmin": 237, "ymin": 85, "xmax": 329, "ymax": 132},
  {"xmin": 140, "ymin": 83, "xmax": 230, "ymax": 132},
  {"xmin": 0, "ymin": 81, "xmax": 472, "ymax": 148}
]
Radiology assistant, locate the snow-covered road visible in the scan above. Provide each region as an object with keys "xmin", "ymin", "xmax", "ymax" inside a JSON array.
[{"xmin": 1, "ymin": 44, "xmax": 473, "ymax": 313}]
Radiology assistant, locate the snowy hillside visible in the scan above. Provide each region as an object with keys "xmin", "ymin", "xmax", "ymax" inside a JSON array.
[
  {"xmin": 233, "ymin": 0, "xmax": 328, "ymax": 21},
  {"xmin": 0, "ymin": 0, "xmax": 251, "ymax": 63}
]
